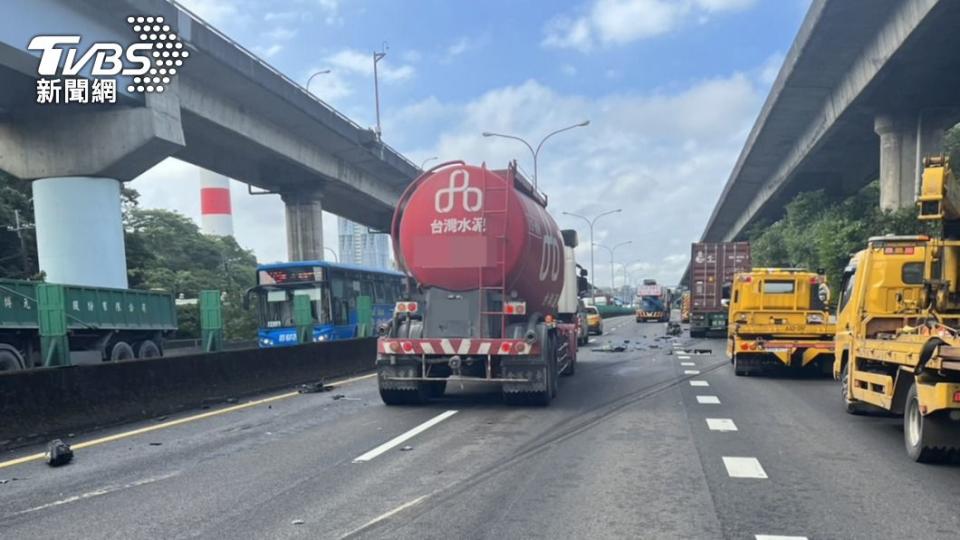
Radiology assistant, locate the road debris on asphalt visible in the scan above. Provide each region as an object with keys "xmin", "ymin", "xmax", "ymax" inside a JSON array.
[
  {"xmin": 292, "ymin": 519, "xmax": 305, "ymax": 525},
  {"xmin": 45, "ymin": 439, "xmax": 73, "ymax": 467},
  {"xmin": 298, "ymin": 380, "xmax": 331, "ymax": 393}
]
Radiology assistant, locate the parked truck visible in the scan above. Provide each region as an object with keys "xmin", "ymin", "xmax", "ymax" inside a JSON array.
[
  {"xmin": 834, "ymin": 156, "xmax": 960, "ymax": 462},
  {"xmin": 689, "ymin": 241, "xmax": 751, "ymax": 338},
  {"xmin": 635, "ymin": 280, "xmax": 671, "ymax": 322},
  {"xmin": 726, "ymin": 268, "xmax": 834, "ymax": 376},
  {"xmin": 377, "ymin": 161, "xmax": 580, "ymax": 405},
  {"xmin": 0, "ymin": 279, "xmax": 177, "ymax": 371}
]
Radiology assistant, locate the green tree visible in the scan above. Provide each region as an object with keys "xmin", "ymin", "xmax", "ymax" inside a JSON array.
[{"xmin": 125, "ymin": 207, "xmax": 258, "ymax": 340}]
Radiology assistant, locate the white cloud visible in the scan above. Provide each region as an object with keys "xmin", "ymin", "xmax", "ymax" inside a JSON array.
[
  {"xmin": 389, "ymin": 72, "xmax": 763, "ymax": 286},
  {"xmin": 263, "ymin": 26, "xmax": 297, "ymax": 41},
  {"xmin": 326, "ymin": 49, "xmax": 415, "ymax": 82},
  {"xmin": 543, "ymin": 0, "xmax": 757, "ymax": 52},
  {"xmin": 561, "ymin": 64, "xmax": 578, "ymax": 76}
]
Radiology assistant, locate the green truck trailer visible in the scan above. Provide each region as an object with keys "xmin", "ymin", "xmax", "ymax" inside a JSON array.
[{"xmin": 0, "ymin": 278, "xmax": 177, "ymax": 371}]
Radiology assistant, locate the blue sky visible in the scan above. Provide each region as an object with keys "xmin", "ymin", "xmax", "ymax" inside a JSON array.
[{"xmin": 135, "ymin": 0, "xmax": 810, "ymax": 286}]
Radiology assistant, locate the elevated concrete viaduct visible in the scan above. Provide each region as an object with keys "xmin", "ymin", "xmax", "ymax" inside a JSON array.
[{"xmin": 684, "ymin": 0, "xmax": 960, "ymax": 284}]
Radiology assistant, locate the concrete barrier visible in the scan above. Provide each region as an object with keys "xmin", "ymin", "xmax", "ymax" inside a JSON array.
[{"xmin": 0, "ymin": 338, "xmax": 377, "ymax": 449}]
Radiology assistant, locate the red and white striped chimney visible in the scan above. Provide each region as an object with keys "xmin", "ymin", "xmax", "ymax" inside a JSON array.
[{"xmin": 199, "ymin": 171, "xmax": 234, "ymax": 237}]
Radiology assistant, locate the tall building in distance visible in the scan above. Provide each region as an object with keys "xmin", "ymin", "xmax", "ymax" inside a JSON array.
[{"xmin": 338, "ymin": 217, "xmax": 390, "ymax": 269}]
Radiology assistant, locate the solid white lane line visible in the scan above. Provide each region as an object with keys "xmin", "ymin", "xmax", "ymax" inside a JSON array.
[
  {"xmin": 353, "ymin": 410, "xmax": 458, "ymax": 463},
  {"xmin": 723, "ymin": 457, "xmax": 768, "ymax": 479},
  {"xmin": 755, "ymin": 536, "xmax": 808, "ymax": 540},
  {"xmin": 681, "ymin": 362, "xmax": 695, "ymax": 366},
  {"xmin": 706, "ymin": 418, "xmax": 738, "ymax": 432},
  {"xmin": 684, "ymin": 370, "xmax": 701, "ymax": 375},
  {"xmin": 696, "ymin": 395, "xmax": 720, "ymax": 404},
  {"xmin": 340, "ymin": 494, "xmax": 429, "ymax": 539},
  {"xmin": 689, "ymin": 380, "xmax": 709, "ymax": 387}
]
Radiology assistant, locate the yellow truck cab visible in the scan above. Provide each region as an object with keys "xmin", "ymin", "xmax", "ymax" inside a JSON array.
[
  {"xmin": 835, "ymin": 156, "xmax": 960, "ymax": 462},
  {"xmin": 726, "ymin": 268, "xmax": 834, "ymax": 376}
]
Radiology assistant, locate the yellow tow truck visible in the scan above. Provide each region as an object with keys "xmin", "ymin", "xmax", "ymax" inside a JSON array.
[
  {"xmin": 727, "ymin": 268, "xmax": 834, "ymax": 376},
  {"xmin": 835, "ymin": 155, "xmax": 960, "ymax": 462}
]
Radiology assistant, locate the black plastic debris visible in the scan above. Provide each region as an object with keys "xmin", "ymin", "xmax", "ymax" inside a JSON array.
[
  {"xmin": 331, "ymin": 394, "xmax": 346, "ymax": 400},
  {"xmin": 298, "ymin": 380, "xmax": 332, "ymax": 394},
  {"xmin": 45, "ymin": 439, "xmax": 73, "ymax": 467},
  {"xmin": 400, "ymin": 445, "xmax": 413, "ymax": 452},
  {"xmin": 149, "ymin": 442, "xmax": 163, "ymax": 446},
  {"xmin": 292, "ymin": 519, "xmax": 305, "ymax": 525}
]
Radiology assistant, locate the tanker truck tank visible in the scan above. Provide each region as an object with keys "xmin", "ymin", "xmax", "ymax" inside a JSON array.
[
  {"xmin": 391, "ymin": 161, "xmax": 565, "ymax": 323},
  {"xmin": 378, "ymin": 161, "xmax": 579, "ymax": 406}
]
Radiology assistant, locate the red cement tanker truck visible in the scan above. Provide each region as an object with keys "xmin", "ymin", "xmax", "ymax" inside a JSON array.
[{"xmin": 377, "ymin": 161, "xmax": 584, "ymax": 405}]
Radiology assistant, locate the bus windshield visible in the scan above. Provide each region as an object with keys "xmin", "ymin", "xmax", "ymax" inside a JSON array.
[{"xmin": 259, "ymin": 286, "xmax": 328, "ymax": 328}]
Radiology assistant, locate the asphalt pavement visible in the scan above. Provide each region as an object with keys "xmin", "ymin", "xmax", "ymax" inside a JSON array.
[{"xmin": 2, "ymin": 315, "xmax": 960, "ymax": 539}]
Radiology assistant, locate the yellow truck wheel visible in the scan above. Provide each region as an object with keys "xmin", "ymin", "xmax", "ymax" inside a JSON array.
[
  {"xmin": 841, "ymin": 362, "xmax": 869, "ymax": 415},
  {"xmin": 904, "ymin": 383, "xmax": 958, "ymax": 463}
]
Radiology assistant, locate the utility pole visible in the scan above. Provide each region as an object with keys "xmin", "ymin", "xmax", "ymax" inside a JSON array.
[{"xmin": 6, "ymin": 209, "xmax": 33, "ymax": 276}]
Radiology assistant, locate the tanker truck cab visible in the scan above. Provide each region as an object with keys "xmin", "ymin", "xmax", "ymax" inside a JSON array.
[
  {"xmin": 377, "ymin": 161, "xmax": 579, "ymax": 406},
  {"xmin": 726, "ymin": 268, "xmax": 834, "ymax": 376}
]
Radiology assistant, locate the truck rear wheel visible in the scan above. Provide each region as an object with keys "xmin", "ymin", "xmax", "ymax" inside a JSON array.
[
  {"xmin": 136, "ymin": 340, "xmax": 161, "ymax": 359},
  {"xmin": 0, "ymin": 349, "xmax": 24, "ymax": 372},
  {"xmin": 904, "ymin": 383, "xmax": 958, "ymax": 462},
  {"xmin": 109, "ymin": 341, "xmax": 135, "ymax": 362}
]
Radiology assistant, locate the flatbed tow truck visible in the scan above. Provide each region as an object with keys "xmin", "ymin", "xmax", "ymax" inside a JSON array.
[{"xmin": 835, "ymin": 156, "xmax": 960, "ymax": 462}]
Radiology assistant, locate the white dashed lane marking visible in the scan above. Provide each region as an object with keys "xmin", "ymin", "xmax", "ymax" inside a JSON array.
[
  {"xmin": 678, "ymin": 355, "xmax": 691, "ymax": 360},
  {"xmin": 755, "ymin": 536, "xmax": 808, "ymax": 540},
  {"xmin": 684, "ymin": 370, "xmax": 700, "ymax": 375},
  {"xmin": 722, "ymin": 457, "xmax": 768, "ymax": 479},
  {"xmin": 353, "ymin": 410, "xmax": 458, "ymax": 463},
  {"xmin": 705, "ymin": 418, "xmax": 738, "ymax": 432},
  {"xmin": 696, "ymin": 395, "xmax": 720, "ymax": 404},
  {"xmin": 689, "ymin": 380, "xmax": 709, "ymax": 387},
  {"xmin": 680, "ymin": 362, "xmax": 695, "ymax": 366}
]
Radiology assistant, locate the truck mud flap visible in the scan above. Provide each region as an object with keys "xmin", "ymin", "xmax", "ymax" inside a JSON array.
[{"xmin": 500, "ymin": 359, "xmax": 548, "ymax": 393}]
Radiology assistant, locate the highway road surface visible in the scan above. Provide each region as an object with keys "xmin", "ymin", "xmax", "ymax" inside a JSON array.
[{"xmin": 2, "ymin": 315, "xmax": 960, "ymax": 539}]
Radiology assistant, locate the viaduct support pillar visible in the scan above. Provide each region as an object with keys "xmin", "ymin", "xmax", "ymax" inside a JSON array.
[
  {"xmin": 283, "ymin": 192, "xmax": 324, "ymax": 261},
  {"xmin": 875, "ymin": 110, "xmax": 960, "ymax": 211},
  {"xmin": 0, "ymin": 88, "xmax": 184, "ymax": 287}
]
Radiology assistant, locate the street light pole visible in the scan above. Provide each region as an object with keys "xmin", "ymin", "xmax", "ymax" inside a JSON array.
[
  {"xmin": 420, "ymin": 156, "xmax": 439, "ymax": 170},
  {"xmin": 482, "ymin": 120, "xmax": 589, "ymax": 191},
  {"xmin": 324, "ymin": 247, "xmax": 339, "ymax": 263},
  {"xmin": 373, "ymin": 44, "xmax": 388, "ymax": 140},
  {"xmin": 594, "ymin": 240, "xmax": 632, "ymax": 295},
  {"xmin": 306, "ymin": 69, "xmax": 331, "ymax": 95},
  {"xmin": 562, "ymin": 208, "xmax": 621, "ymax": 301}
]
